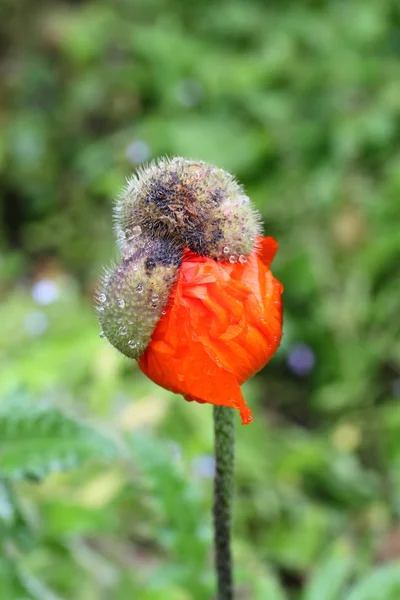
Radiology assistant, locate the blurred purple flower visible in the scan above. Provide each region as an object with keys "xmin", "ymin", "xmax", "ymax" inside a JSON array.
[
  {"xmin": 192, "ymin": 455, "xmax": 215, "ymax": 479},
  {"xmin": 287, "ymin": 343, "xmax": 315, "ymax": 376},
  {"xmin": 31, "ymin": 279, "xmax": 59, "ymax": 305},
  {"xmin": 125, "ymin": 140, "xmax": 151, "ymax": 165}
]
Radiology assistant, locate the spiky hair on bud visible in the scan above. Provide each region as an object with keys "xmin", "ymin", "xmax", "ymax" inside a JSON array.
[
  {"xmin": 97, "ymin": 157, "xmax": 263, "ymax": 359},
  {"xmin": 96, "ymin": 235, "xmax": 182, "ymax": 359},
  {"xmin": 114, "ymin": 157, "xmax": 262, "ymax": 261}
]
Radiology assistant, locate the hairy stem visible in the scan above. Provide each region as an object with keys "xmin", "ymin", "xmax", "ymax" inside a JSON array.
[{"xmin": 213, "ymin": 405, "xmax": 235, "ymax": 600}]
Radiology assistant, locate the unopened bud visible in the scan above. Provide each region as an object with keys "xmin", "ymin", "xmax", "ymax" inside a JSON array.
[
  {"xmin": 98, "ymin": 157, "xmax": 263, "ymax": 357},
  {"xmin": 96, "ymin": 236, "xmax": 181, "ymax": 359},
  {"xmin": 114, "ymin": 157, "xmax": 261, "ymax": 259}
]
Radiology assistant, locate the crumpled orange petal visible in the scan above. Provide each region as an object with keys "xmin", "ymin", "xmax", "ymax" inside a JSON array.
[{"xmin": 138, "ymin": 237, "xmax": 283, "ymax": 424}]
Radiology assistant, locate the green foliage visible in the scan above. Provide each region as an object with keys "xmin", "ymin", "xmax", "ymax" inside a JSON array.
[
  {"xmin": 0, "ymin": 394, "xmax": 118, "ymax": 480},
  {"xmin": 128, "ymin": 432, "xmax": 212, "ymax": 598},
  {"xmin": 346, "ymin": 563, "xmax": 400, "ymax": 600},
  {"xmin": 0, "ymin": 394, "xmax": 119, "ymax": 599},
  {"xmin": 1, "ymin": 0, "xmax": 400, "ymax": 597},
  {"xmin": 302, "ymin": 551, "xmax": 354, "ymax": 600}
]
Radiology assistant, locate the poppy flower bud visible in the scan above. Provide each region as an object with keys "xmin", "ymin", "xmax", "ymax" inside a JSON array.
[
  {"xmin": 114, "ymin": 157, "xmax": 261, "ymax": 260},
  {"xmin": 96, "ymin": 236, "xmax": 182, "ymax": 359},
  {"xmin": 97, "ymin": 157, "xmax": 283, "ymax": 424}
]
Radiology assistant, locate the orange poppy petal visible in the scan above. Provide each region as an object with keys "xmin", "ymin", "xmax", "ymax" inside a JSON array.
[{"xmin": 138, "ymin": 236, "xmax": 283, "ymax": 424}]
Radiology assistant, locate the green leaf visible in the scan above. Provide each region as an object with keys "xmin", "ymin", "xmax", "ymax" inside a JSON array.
[
  {"xmin": 0, "ymin": 394, "xmax": 119, "ymax": 480},
  {"xmin": 303, "ymin": 551, "xmax": 353, "ymax": 600},
  {"xmin": 127, "ymin": 432, "xmax": 211, "ymax": 599},
  {"xmin": 0, "ymin": 479, "xmax": 37, "ymax": 552},
  {"xmin": 0, "ymin": 556, "xmax": 63, "ymax": 600},
  {"xmin": 346, "ymin": 563, "xmax": 400, "ymax": 600},
  {"xmin": 253, "ymin": 571, "xmax": 288, "ymax": 600}
]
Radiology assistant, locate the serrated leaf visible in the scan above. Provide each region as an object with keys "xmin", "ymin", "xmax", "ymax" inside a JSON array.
[{"xmin": 0, "ymin": 395, "xmax": 119, "ymax": 480}]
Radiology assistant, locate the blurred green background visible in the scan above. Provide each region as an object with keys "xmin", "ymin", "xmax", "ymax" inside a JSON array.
[{"xmin": 1, "ymin": 0, "xmax": 400, "ymax": 598}]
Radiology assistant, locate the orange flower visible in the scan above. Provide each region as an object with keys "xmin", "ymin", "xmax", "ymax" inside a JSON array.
[{"xmin": 138, "ymin": 236, "xmax": 283, "ymax": 424}]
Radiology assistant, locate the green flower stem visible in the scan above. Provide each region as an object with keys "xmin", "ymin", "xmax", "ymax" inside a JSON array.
[{"xmin": 213, "ymin": 405, "xmax": 235, "ymax": 600}]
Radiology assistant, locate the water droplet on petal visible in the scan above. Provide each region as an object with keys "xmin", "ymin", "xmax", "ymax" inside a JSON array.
[
  {"xmin": 117, "ymin": 299, "xmax": 125, "ymax": 308},
  {"xmin": 120, "ymin": 327, "xmax": 128, "ymax": 336},
  {"xmin": 152, "ymin": 293, "xmax": 159, "ymax": 301},
  {"xmin": 98, "ymin": 293, "xmax": 107, "ymax": 303},
  {"xmin": 128, "ymin": 340, "xmax": 137, "ymax": 349},
  {"xmin": 223, "ymin": 247, "xmax": 230, "ymax": 254},
  {"xmin": 99, "ymin": 331, "xmax": 105, "ymax": 338},
  {"xmin": 96, "ymin": 306, "xmax": 104, "ymax": 312},
  {"xmin": 239, "ymin": 255, "xmax": 247, "ymax": 263},
  {"xmin": 229, "ymin": 255, "xmax": 236, "ymax": 264},
  {"xmin": 161, "ymin": 310, "xmax": 167, "ymax": 316},
  {"xmin": 136, "ymin": 284, "xmax": 144, "ymax": 294}
]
